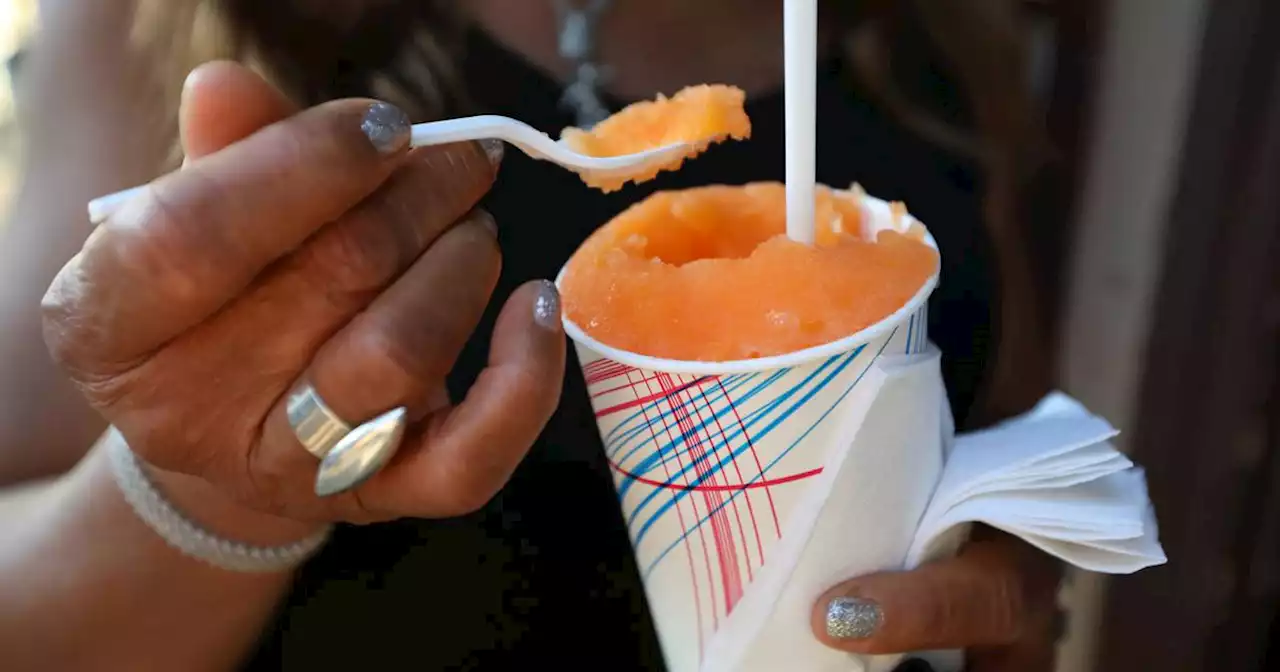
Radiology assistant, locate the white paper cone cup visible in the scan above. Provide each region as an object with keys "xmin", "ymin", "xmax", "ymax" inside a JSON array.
[{"xmin": 557, "ymin": 197, "xmax": 943, "ymax": 671}]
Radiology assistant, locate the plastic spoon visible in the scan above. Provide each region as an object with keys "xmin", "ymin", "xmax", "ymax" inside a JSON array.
[{"xmin": 86, "ymin": 115, "xmax": 693, "ymax": 225}]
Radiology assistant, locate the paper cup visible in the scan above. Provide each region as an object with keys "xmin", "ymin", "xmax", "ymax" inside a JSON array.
[{"xmin": 558, "ymin": 197, "xmax": 940, "ymax": 672}]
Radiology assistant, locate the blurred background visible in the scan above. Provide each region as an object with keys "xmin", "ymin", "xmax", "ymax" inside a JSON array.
[
  {"xmin": 0, "ymin": 1, "xmax": 1275, "ymax": 670},
  {"xmin": 0, "ymin": 0, "xmax": 34, "ymax": 212}
]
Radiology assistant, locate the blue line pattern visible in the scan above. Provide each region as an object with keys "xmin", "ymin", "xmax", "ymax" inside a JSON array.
[{"xmin": 576, "ymin": 321, "xmax": 916, "ymax": 652}]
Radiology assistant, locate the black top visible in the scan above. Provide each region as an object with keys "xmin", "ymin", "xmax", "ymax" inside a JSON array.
[{"xmin": 246, "ymin": 27, "xmax": 993, "ymax": 671}]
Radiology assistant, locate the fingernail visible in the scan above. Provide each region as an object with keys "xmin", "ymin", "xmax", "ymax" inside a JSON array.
[
  {"xmin": 475, "ymin": 210, "xmax": 498, "ymax": 237},
  {"xmin": 478, "ymin": 138, "xmax": 505, "ymax": 166},
  {"xmin": 361, "ymin": 101, "xmax": 411, "ymax": 155},
  {"xmin": 533, "ymin": 280, "xmax": 561, "ymax": 332},
  {"xmin": 180, "ymin": 67, "xmax": 206, "ymax": 105},
  {"xmin": 825, "ymin": 597, "xmax": 882, "ymax": 639}
]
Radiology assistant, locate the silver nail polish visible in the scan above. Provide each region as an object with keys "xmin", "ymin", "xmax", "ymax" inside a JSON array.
[
  {"xmin": 533, "ymin": 280, "xmax": 561, "ymax": 331},
  {"xmin": 479, "ymin": 138, "xmax": 505, "ymax": 166},
  {"xmin": 361, "ymin": 102, "xmax": 411, "ymax": 154},
  {"xmin": 315, "ymin": 407, "xmax": 407, "ymax": 497},
  {"xmin": 825, "ymin": 597, "xmax": 883, "ymax": 639}
]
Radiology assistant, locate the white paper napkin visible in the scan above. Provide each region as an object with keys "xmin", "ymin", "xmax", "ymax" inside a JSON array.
[{"xmin": 906, "ymin": 393, "xmax": 1167, "ymax": 573}]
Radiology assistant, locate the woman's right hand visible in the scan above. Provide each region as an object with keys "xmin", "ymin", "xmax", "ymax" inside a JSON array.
[{"xmin": 41, "ymin": 62, "xmax": 566, "ymax": 535}]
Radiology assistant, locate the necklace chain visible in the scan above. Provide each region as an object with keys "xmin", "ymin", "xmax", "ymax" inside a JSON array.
[{"xmin": 553, "ymin": 0, "xmax": 614, "ymax": 128}]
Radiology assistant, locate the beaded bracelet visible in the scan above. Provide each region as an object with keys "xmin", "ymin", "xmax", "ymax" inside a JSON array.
[{"xmin": 106, "ymin": 432, "xmax": 332, "ymax": 573}]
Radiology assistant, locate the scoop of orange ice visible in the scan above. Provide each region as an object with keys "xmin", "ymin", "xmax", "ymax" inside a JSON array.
[
  {"xmin": 560, "ymin": 183, "xmax": 939, "ymax": 362},
  {"xmin": 560, "ymin": 85, "xmax": 752, "ymax": 192}
]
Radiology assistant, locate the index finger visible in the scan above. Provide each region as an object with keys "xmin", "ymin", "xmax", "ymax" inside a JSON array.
[{"xmin": 48, "ymin": 99, "xmax": 416, "ymax": 368}]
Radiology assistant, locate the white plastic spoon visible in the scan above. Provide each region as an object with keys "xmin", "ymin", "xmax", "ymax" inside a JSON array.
[{"xmin": 85, "ymin": 115, "xmax": 692, "ymax": 225}]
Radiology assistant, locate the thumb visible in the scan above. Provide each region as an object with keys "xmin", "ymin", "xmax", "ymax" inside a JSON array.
[
  {"xmin": 811, "ymin": 540, "xmax": 1036, "ymax": 654},
  {"xmin": 179, "ymin": 61, "xmax": 296, "ymax": 160}
]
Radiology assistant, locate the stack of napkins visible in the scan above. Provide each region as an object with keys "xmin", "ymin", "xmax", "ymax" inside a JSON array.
[{"xmin": 906, "ymin": 392, "xmax": 1166, "ymax": 573}]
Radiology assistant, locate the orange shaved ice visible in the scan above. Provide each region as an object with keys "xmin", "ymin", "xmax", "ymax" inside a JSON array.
[
  {"xmin": 560, "ymin": 183, "xmax": 939, "ymax": 362},
  {"xmin": 561, "ymin": 85, "xmax": 752, "ymax": 192}
]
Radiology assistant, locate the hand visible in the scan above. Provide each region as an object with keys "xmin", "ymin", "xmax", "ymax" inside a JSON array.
[
  {"xmin": 42, "ymin": 63, "xmax": 566, "ymax": 536},
  {"xmin": 812, "ymin": 527, "xmax": 1065, "ymax": 672}
]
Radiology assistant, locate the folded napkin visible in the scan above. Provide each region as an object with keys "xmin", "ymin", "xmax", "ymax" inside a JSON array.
[{"xmin": 907, "ymin": 391, "xmax": 1166, "ymax": 573}]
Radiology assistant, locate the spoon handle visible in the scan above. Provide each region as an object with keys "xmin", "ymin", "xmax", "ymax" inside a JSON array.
[{"xmin": 86, "ymin": 116, "xmax": 533, "ymax": 226}]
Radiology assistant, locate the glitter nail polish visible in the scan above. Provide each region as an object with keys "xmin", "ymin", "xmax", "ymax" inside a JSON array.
[
  {"xmin": 479, "ymin": 138, "xmax": 505, "ymax": 166},
  {"xmin": 534, "ymin": 280, "xmax": 561, "ymax": 331},
  {"xmin": 361, "ymin": 102, "xmax": 411, "ymax": 154},
  {"xmin": 825, "ymin": 597, "xmax": 883, "ymax": 640}
]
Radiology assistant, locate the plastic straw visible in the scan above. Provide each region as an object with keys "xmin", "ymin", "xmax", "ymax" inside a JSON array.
[{"xmin": 783, "ymin": 0, "xmax": 817, "ymax": 245}]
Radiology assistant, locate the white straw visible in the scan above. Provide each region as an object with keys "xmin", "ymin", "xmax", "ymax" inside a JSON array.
[{"xmin": 783, "ymin": 0, "xmax": 818, "ymax": 245}]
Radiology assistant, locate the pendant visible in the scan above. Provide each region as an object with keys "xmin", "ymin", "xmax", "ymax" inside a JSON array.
[
  {"xmin": 561, "ymin": 63, "xmax": 612, "ymax": 128},
  {"xmin": 555, "ymin": 0, "xmax": 613, "ymax": 128}
]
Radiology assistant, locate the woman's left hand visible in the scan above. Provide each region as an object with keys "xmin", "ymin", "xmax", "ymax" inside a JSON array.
[{"xmin": 811, "ymin": 527, "xmax": 1065, "ymax": 671}]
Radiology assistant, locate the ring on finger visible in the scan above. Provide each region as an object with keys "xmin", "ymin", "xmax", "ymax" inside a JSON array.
[
  {"xmin": 315, "ymin": 407, "xmax": 408, "ymax": 497},
  {"xmin": 286, "ymin": 382, "xmax": 352, "ymax": 459},
  {"xmin": 284, "ymin": 381, "xmax": 410, "ymax": 497}
]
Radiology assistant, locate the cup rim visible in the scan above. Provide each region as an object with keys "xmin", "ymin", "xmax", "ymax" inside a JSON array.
[{"xmin": 555, "ymin": 194, "xmax": 940, "ymax": 376}]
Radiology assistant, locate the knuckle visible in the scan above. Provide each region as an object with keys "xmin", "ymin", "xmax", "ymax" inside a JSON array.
[
  {"xmin": 300, "ymin": 218, "xmax": 403, "ymax": 299},
  {"xmin": 40, "ymin": 262, "xmax": 90, "ymax": 369},
  {"xmin": 350, "ymin": 321, "xmax": 443, "ymax": 385},
  {"xmin": 120, "ymin": 179, "xmax": 237, "ymax": 302},
  {"xmin": 39, "ymin": 253, "xmax": 139, "ymax": 379}
]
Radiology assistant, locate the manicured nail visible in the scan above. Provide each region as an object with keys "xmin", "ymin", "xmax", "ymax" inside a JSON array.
[
  {"xmin": 361, "ymin": 101, "xmax": 411, "ymax": 154},
  {"xmin": 479, "ymin": 138, "xmax": 505, "ymax": 166},
  {"xmin": 825, "ymin": 597, "xmax": 882, "ymax": 639},
  {"xmin": 533, "ymin": 280, "xmax": 561, "ymax": 331}
]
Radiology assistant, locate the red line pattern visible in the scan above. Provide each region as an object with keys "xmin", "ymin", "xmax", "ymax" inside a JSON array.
[
  {"xmin": 716, "ymin": 377, "xmax": 784, "ymax": 542},
  {"xmin": 655, "ymin": 371, "xmax": 740, "ymax": 617},
  {"xmin": 626, "ymin": 367, "xmax": 707, "ymax": 658},
  {"xmin": 637, "ymin": 371, "xmax": 719, "ymax": 645},
  {"xmin": 607, "ymin": 464, "xmax": 824, "ymax": 492},
  {"xmin": 585, "ymin": 357, "xmax": 827, "ymax": 662},
  {"xmin": 593, "ymin": 377, "xmax": 708, "ymax": 418}
]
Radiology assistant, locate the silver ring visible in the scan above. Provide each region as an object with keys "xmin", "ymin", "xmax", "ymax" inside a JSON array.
[{"xmin": 286, "ymin": 383, "xmax": 352, "ymax": 459}]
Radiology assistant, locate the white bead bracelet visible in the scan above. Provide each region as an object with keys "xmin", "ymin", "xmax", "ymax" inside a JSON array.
[{"xmin": 106, "ymin": 431, "xmax": 332, "ymax": 573}]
